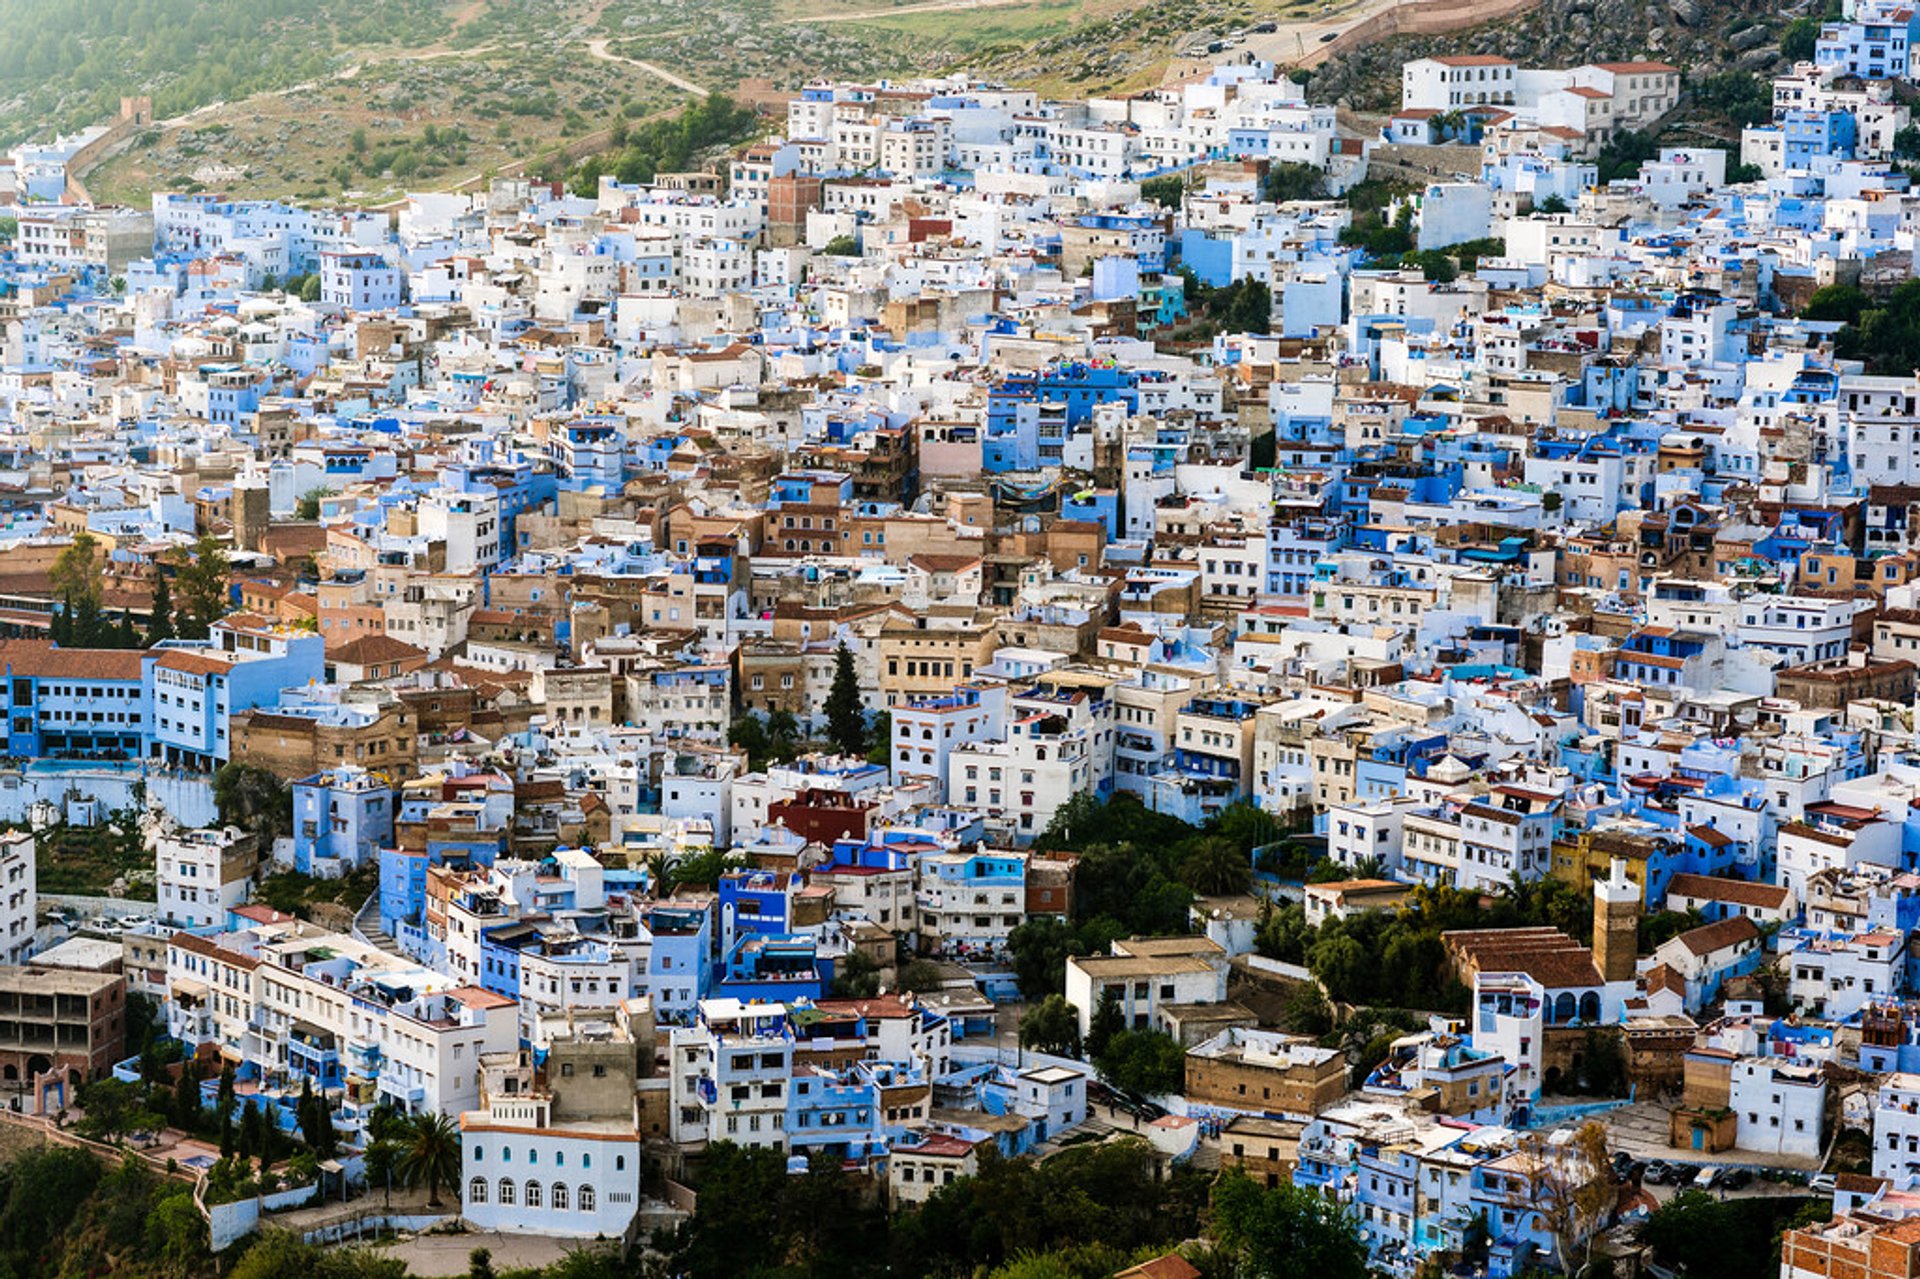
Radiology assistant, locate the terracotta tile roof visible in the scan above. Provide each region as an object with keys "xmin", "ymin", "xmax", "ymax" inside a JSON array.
[
  {"xmin": 0, "ymin": 640, "xmax": 144, "ymax": 681},
  {"xmin": 328, "ymin": 634, "xmax": 427, "ymax": 665},
  {"xmin": 1665, "ymin": 873, "xmax": 1789, "ymax": 911},
  {"xmin": 1669, "ymin": 915, "xmax": 1762, "ymax": 958}
]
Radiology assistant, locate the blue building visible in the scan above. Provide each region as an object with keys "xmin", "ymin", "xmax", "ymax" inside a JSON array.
[
  {"xmin": 0, "ymin": 644, "xmax": 146, "ymax": 759},
  {"xmin": 144, "ymin": 624, "xmax": 326, "ymax": 770},
  {"xmin": 292, "ymin": 766, "xmax": 395, "ymax": 876}
]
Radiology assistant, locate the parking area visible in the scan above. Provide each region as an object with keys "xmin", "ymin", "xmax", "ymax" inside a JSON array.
[{"xmin": 1581, "ymin": 1100, "xmax": 1826, "ymax": 1203}]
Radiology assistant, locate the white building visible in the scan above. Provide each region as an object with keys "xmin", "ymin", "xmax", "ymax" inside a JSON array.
[
  {"xmin": 460, "ymin": 1015, "xmax": 645, "ymax": 1240},
  {"xmin": 1729, "ymin": 1057, "xmax": 1825, "ymax": 1160},
  {"xmin": 1872, "ymin": 1072, "xmax": 1920, "ymax": 1182},
  {"xmin": 1400, "ymin": 56, "xmax": 1518, "ymax": 111},
  {"xmin": 154, "ymin": 825, "xmax": 257, "ymax": 931},
  {"xmin": 0, "ymin": 832, "xmax": 33, "ymax": 966}
]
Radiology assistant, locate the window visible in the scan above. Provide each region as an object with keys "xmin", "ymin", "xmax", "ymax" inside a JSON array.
[
  {"xmin": 469, "ymin": 1177, "xmax": 487, "ymax": 1204},
  {"xmin": 525, "ymin": 1181, "xmax": 543, "ymax": 1209},
  {"xmin": 552, "ymin": 1183, "xmax": 570, "ymax": 1211},
  {"xmin": 579, "ymin": 1184, "xmax": 595, "ymax": 1212},
  {"xmin": 498, "ymin": 1179, "xmax": 516, "ymax": 1206}
]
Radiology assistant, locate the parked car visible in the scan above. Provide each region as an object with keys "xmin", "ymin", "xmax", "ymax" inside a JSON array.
[
  {"xmin": 1693, "ymin": 1166, "xmax": 1722, "ymax": 1190},
  {"xmin": 1812, "ymin": 1174, "xmax": 1837, "ymax": 1194},
  {"xmin": 1722, "ymin": 1168, "xmax": 1751, "ymax": 1190},
  {"xmin": 1643, "ymin": 1161, "xmax": 1674, "ymax": 1185},
  {"xmin": 1318, "ymin": 29, "xmax": 1338, "ymax": 40}
]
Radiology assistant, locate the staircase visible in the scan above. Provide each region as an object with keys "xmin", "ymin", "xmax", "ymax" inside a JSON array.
[{"xmin": 351, "ymin": 892, "xmax": 402, "ymax": 957}]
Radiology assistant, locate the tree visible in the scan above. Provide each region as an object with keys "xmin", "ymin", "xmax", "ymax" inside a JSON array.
[
  {"xmin": 897, "ymin": 959, "xmax": 946, "ymax": 993},
  {"xmin": 1007, "ymin": 916, "xmax": 1080, "ymax": 1000},
  {"xmin": 214, "ymin": 762, "xmax": 292, "ymax": 844},
  {"xmin": 824, "ymin": 641, "xmax": 866, "ymax": 756},
  {"xmin": 1803, "ymin": 283, "xmax": 1870, "ymax": 326},
  {"xmin": 295, "ymin": 487, "xmax": 336, "ymax": 520},
  {"xmin": 832, "ymin": 948, "xmax": 883, "ymax": 998},
  {"xmin": 865, "ymin": 710, "xmax": 892, "ymax": 766},
  {"xmin": 1782, "ymin": 15, "xmax": 1820, "ymax": 62},
  {"xmin": 821, "ymin": 233, "xmax": 859, "ymax": 256},
  {"xmin": 1095, "ymin": 1028, "xmax": 1185, "ymax": 1096},
  {"xmin": 1640, "ymin": 1190, "xmax": 1825, "ymax": 1279},
  {"xmin": 363, "ymin": 1137, "xmax": 400, "ymax": 1207},
  {"xmin": 728, "ymin": 713, "xmax": 771, "ymax": 769},
  {"xmin": 1178, "ymin": 835, "xmax": 1253, "ymax": 896},
  {"xmin": 216, "ymin": 1063, "xmax": 236, "ymax": 1157},
  {"xmin": 1536, "ymin": 193, "xmax": 1570, "ymax": 215},
  {"xmin": 766, "ymin": 708, "xmax": 801, "ymax": 760},
  {"xmin": 1263, "ymin": 161, "xmax": 1328, "ymax": 204},
  {"xmin": 1837, "ymin": 278, "xmax": 1920, "ymax": 373},
  {"xmin": 1690, "ymin": 72, "xmax": 1772, "ymax": 128},
  {"xmin": 1208, "ymin": 1168, "xmax": 1370, "ymax": 1279},
  {"xmin": 168, "ymin": 535, "xmax": 231, "ymax": 639},
  {"xmin": 468, "ymin": 1247, "xmax": 496, "ymax": 1279},
  {"xmin": 1523, "ymin": 1121, "xmax": 1614, "ymax": 1277},
  {"xmin": 1140, "ymin": 174, "xmax": 1183, "ymax": 209},
  {"xmin": 50, "ymin": 531, "xmax": 102, "ymax": 629},
  {"xmin": 1085, "ymin": 986, "xmax": 1126, "ymax": 1062},
  {"xmin": 173, "ymin": 1056, "xmax": 201, "ymax": 1126},
  {"xmin": 397, "ymin": 1111, "xmax": 461, "ymax": 1207},
  {"xmin": 1019, "ymin": 994, "xmax": 1082, "ymax": 1057}
]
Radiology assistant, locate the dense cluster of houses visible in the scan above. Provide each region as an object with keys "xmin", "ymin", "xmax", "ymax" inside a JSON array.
[{"xmin": 8, "ymin": 18, "xmax": 1920, "ymax": 1272}]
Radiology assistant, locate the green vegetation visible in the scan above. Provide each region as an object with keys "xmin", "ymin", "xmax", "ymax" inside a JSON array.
[
  {"xmin": 821, "ymin": 233, "xmax": 861, "ymax": 257},
  {"xmin": 213, "ymin": 761, "xmax": 292, "ymax": 845},
  {"xmin": 1095, "ymin": 1026, "xmax": 1185, "ymax": 1095},
  {"xmin": 1837, "ymin": 278, "xmax": 1920, "ymax": 373},
  {"xmin": 0, "ymin": 1146, "xmax": 205, "ymax": 1278},
  {"xmin": 166, "ymin": 535, "xmax": 232, "ymax": 641},
  {"xmin": 295, "ymin": 487, "xmax": 338, "ymax": 520},
  {"xmin": 1781, "ymin": 16, "xmax": 1819, "ymax": 62},
  {"xmin": 0, "ymin": 0, "xmax": 452, "ymax": 147},
  {"xmin": 254, "ymin": 863, "xmax": 380, "ymax": 920},
  {"xmin": 569, "ymin": 92, "xmax": 760, "ymax": 192},
  {"xmin": 1803, "ymin": 282, "xmax": 1871, "ymax": 326},
  {"xmin": 1262, "ymin": 162, "xmax": 1328, "ymax": 204},
  {"xmin": 824, "ymin": 642, "xmax": 869, "ymax": 757},
  {"xmin": 1689, "ymin": 71, "xmax": 1772, "ymax": 128},
  {"xmin": 1178, "ymin": 273, "xmax": 1273, "ymax": 335},
  {"xmin": 1639, "ymin": 1191, "xmax": 1826, "ymax": 1279},
  {"xmin": 729, "ymin": 709, "xmax": 802, "ymax": 771},
  {"xmin": 1596, "ymin": 130, "xmax": 1660, "ymax": 184},
  {"xmin": 1140, "ymin": 175, "xmax": 1183, "ymax": 209},
  {"xmin": 1019, "ymin": 993, "xmax": 1082, "ymax": 1056},
  {"xmin": 1210, "ymin": 1167, "xmax": 1371, "ymax": 1279},
  {"xmin": 1260, "ymin": 876, "xmax": 1595, "ymax": 1013},
  {"xmin": 1005, "ymin": 796, "xmax": 1287, "ymax": 1003},
  {"xmin": 37, "ymin": 818, "xmax": 156, "ymax": 899}
]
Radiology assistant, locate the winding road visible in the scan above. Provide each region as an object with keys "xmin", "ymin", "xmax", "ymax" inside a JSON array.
[{"xmin": 584, "ymin": 37, "xmax": 709, "ymax": 97}]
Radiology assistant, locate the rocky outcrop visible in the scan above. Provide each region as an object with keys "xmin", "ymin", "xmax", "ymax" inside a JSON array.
[{"xmin": 1304, "ymin": 0, "xmax": 1786, "ymax": 112}]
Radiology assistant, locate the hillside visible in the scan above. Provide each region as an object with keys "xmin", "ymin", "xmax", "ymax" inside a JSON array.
[
  {"xmin": 5, "ymin": 0, "xmax": 1791, "ymax": 205},
  {"xmin": 1303, "ymin": 0, "xmax": 1792, "ymax": 111}
]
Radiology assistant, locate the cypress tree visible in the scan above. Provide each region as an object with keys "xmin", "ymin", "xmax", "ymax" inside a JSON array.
[
  {"xmin": 146, "ymin": 571, "xmax": 174, "ymax": 645},
  {"xmin": 823, "ymin": 640, "xmax": 866, "ymax": 756}
]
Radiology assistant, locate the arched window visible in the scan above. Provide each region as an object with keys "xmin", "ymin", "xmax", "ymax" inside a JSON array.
[
  {"xmin": 1578, "ymin": 991, "xmax": 1601, "ymax": 1023},
  {"xmin": 498, "ymin": 1178, "xmax": 516, "ymax": 1206},
  {"xmin": 525, "ymin": 1181, "xmax": 543, "ymax": 1209},
  {"xmin": 1552, "ymin": 992, "xmax": 1575, "ymax": 1024},
  {"xmin": 468, "ymin": 1177, "xmax": 487, "ymax": 1205},
  {"xmin": 551, "ymin": 1183, "xmax": 569, "ymax": 1211},
  {"xmin": 579, "ymin": 1185, "xmax": 596, "ymax": 1212}
]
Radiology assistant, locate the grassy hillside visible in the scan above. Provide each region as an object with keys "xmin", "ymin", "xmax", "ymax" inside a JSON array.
[{"xmin": 0, "ymin": 0, "xmax": 453, "ymax": 146}]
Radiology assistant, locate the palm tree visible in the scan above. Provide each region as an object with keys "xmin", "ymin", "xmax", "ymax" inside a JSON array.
[
  {"xmin": 1178, "ymin": 836, "xmax": 1254, "ymax": 896},
  {"xmin": 397, "ymin": 1112, "xmax": 461, "ymax": 1207}
]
